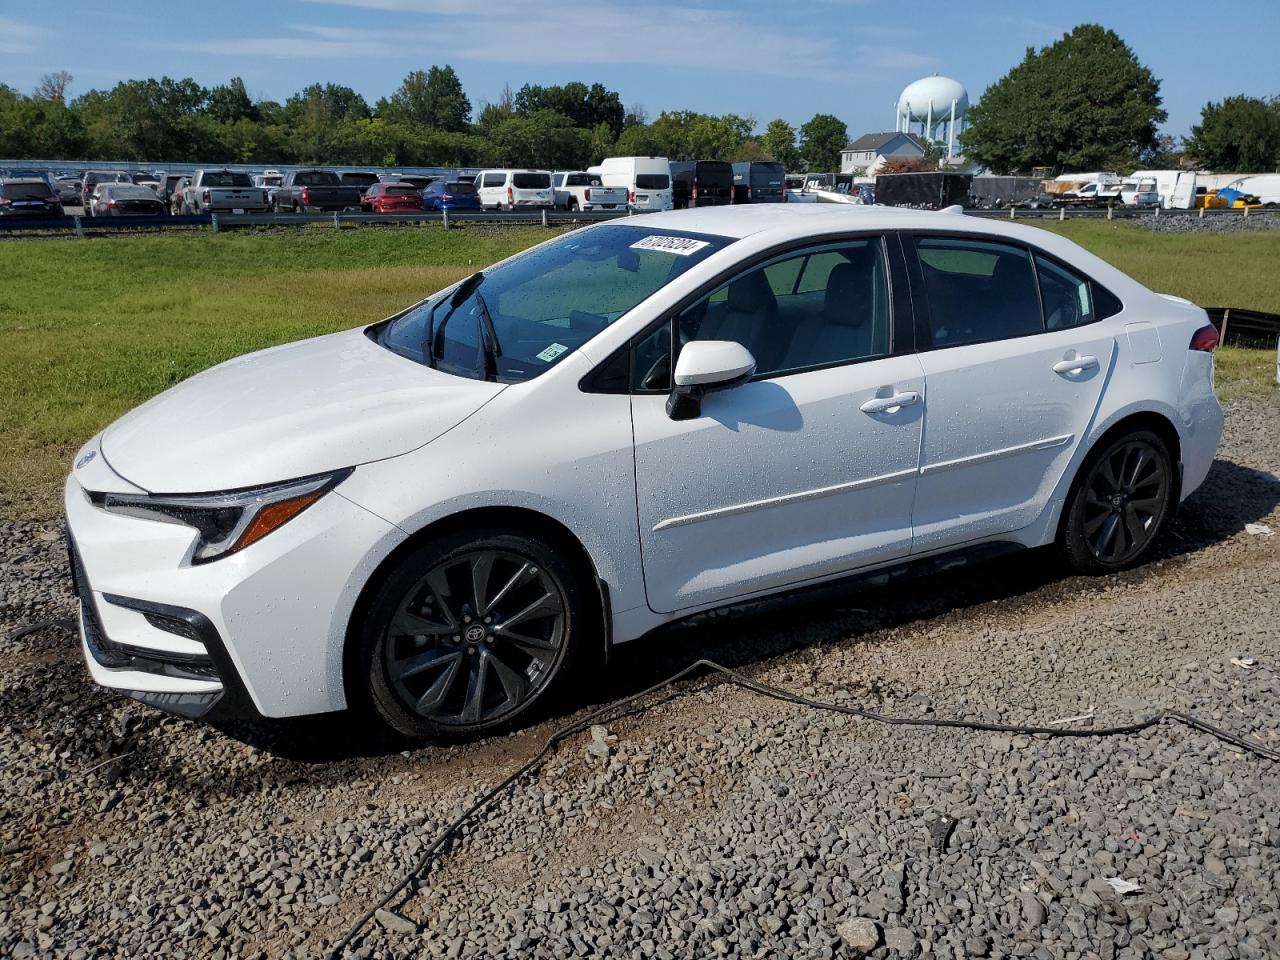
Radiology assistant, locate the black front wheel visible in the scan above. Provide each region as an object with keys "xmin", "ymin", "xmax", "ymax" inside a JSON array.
[
  {"xmin": 1061, "ymin": 429, "xmax": 1174, "ymax": 572},
  {"xmin": 359, "ymin": 530, "xmax": 585, "ymax": 738}
]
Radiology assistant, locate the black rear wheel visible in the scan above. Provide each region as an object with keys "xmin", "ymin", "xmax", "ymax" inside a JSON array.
[
  {"xmin": 359, "ymin": 530, "xmax": 584, "ymax": 738},
  {"xmin": 1062, "ymin": 429, "xmax": 1174, "ymax": 572}
]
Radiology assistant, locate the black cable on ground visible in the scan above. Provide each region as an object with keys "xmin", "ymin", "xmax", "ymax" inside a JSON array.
[{"xmin": 327, "ymin": 657, "xmax": 1280, "ymax": 958}]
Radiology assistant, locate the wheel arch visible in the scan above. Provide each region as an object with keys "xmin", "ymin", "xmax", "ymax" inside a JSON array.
[
  {"xmin": 1056, "ymin": 408, "xmax": 1184, "ymax": 543},
  {"xmin": 341, "ymin": 505, "xmax": 610, "ymax": 709}
]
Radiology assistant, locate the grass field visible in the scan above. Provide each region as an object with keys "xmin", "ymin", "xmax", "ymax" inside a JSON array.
[{"xmin": 1, "ymin": 220, "xmax": 1276, "ymax": 519}]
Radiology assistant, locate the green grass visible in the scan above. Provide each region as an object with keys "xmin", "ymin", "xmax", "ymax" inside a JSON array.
[{"xmin": 1, "ymin": 221, "xmax": 1276, "ymax": 520}]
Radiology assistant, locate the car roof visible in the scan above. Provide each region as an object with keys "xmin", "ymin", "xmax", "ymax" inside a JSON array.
[{"xmin": 0, "ymin": 177, "xmax": 49, "ymax": 186}]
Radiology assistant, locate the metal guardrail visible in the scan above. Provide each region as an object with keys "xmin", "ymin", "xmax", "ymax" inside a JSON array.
[
  {"xmin": 0, "ymin": 208, "xmax": 631, "ymax": 235},
  {"xmin": 1, "ymin": 204, "xmax": 1276, "ymax": 236},
  {"xmin": 1204, "ymin": 307, "xmax": 1280, "ymax": 350}
]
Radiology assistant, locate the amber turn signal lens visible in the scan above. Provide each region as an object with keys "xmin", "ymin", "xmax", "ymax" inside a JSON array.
[{"xmin": 234, "ymin": 490, "xmax": 326, "ymax": 552}]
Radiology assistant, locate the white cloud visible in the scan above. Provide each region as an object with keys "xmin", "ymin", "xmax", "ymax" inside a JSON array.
[
  {"xmin": 202, "ymin": 0, "xmax": 845, "ymax": 78},
  {"xmin": 0, "ymin": 17, "xmax": 46, "ymax": 54}
]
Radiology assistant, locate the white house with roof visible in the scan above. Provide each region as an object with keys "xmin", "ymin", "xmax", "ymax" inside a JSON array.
[{"xmin": 840, "ymin": 132, "xmax": 927, "ymax": 174}]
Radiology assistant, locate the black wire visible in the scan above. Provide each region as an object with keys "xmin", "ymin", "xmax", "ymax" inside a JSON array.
[{"xmin": 327, "ymin": 657, "xmax": 1279, "ymax": 958}]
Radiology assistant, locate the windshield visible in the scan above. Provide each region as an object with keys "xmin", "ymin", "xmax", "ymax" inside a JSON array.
[{"xmin": 380, "ymin": 224, "xmax": 732, "ymax": 382}]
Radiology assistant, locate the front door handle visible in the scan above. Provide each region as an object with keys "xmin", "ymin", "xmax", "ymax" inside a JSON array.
[
  {"xmin": 1053, "ymin": 355, "xmax": 1099, "ymax": 375},
  {"xmin": 860, "ymin": 391, "xmax": 921, "ymax": 415}
]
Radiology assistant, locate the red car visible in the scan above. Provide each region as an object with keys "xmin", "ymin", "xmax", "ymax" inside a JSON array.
[{"xmin": 360, "ymin": 182, "xmax": 425, "ymax": 214}]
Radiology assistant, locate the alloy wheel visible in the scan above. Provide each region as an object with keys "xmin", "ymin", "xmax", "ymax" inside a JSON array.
[
  {"xmin": 1081, "ymin": 438, "xmax": 1169, "ymax": 565},
  {"xmin": 382, "ymin": 549, "xmax": 566, "ymax": 728}
]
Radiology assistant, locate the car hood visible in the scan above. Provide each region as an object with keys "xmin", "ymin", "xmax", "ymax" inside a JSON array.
[{"xmin": 101, "ymin": 328, "xmax": 504, "ymax": 493}]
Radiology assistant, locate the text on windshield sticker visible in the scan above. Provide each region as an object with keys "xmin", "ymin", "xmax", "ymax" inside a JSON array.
[
  {"xmin": 536, "ymin": 343, "xmax": 570, "ymax": 363},
  {"xmin": 630, "ymin": 236, "xmax": 711, "ymax": 256}
]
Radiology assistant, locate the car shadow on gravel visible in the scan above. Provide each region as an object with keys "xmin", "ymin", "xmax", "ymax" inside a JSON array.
[{"xmin": 209, "ymin": 455, "xmax": 1279, "ymax": 767}]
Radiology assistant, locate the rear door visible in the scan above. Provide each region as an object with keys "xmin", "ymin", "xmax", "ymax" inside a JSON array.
[{"xmin": 904, "ymin": 233, "xmax": 1117, "ymax": 553}]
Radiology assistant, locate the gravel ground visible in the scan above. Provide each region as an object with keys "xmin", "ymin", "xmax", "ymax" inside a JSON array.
[
  {"xmin": 1136, "ymin": 212, "xmax": 1280, "ymax": 234},
  {"xmin": 3, "ymin": 396, "xmax": 1278, "ymax": 960}
]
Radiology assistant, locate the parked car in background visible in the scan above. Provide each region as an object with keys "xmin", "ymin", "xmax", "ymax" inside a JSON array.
[
  {"xmin": 360, "ymin": 181, "xmax": 425, "ymax": 213},
  {"xmin": 591, "ymin": 156, "xmax": 673, "ymax": 212},
  {"xmin": 396, "ymin": 174, "xmax": 437, "ymax": 192},
  {"xmin": 55, "ymin": 175, "xmax": 82, "ymax": 205},
  {"xmin": 131, "ymin": 172, "xmax": 161, "ymax": 191},
  {"xmin": 90, "ymin": 183, "xmax": 167, "ymax": 217},
  {"xmin": 341, "ymin": 171, "xmax": 381, "ymax": 191},
  {"xmin": 63, "ymin": 205, "xmax": 1223, "ymax": 738},
  {"xmin": 271, "ymin": 169, "xmax": 364, "ymax": 212},
  {"xmin": 179, "ymin": 169, "xmax": 270, "ymax": 215},
  {"xmin": 253, "ymin": 171, "xmax": 284, "ymax": 193},
  {"xmin": 80, "ymin": 170, "xmax": 129, "ymax": 207},
  {"xmin": 551, "ymin": 172, "xmax": 627, "ymax": 211},
  {"xmin": 155, "ymin": 174, "xmax": 188, "ymax": 207},
  {"xmin": 0, "ymin": 178, "xmax": 64, "ymax": 217},
  {"xmin": 475, "ymin": 169, "xmax": 555, "ymax": 210},
  {"xmin": 731, "ymin": 161, "xmax": 786, "ymax": 203},
  {"xmin": 1119, "ymin": 179, "xmax": 1159, "ymax": 207},
  {"xmin": 670, "ymin": 160, "xmax": 734, "ymax": 209},
  {"xmin": 421, "ymin": 179, "xmax": 481, "ymax": 211}
]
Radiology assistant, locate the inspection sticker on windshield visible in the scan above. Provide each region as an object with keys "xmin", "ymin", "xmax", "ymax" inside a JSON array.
[
  {"xmin": 630, "ymin": 235, "xmax": 710, "ymax": 256},
  {"xmin": 536, "ymin": 342, "xmax": 570, "ymax": 363}
]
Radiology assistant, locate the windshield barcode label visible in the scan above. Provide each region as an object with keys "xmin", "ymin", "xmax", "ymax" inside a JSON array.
[{"xmin": 630, "ymin": 236, "xmax": 711, "ymax": 256}]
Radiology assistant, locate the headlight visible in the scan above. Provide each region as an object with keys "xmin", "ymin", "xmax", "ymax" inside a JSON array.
[{"xmin": 95, "ymin": 469, "xmax": 351, "ymax": 563}]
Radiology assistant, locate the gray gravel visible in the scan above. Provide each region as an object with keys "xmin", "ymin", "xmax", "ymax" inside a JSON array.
[
  {"xmin": 1136, "ymin": 211, "xmax": 1280, "ymax": 234},
  {"xmin": 3, "ymin": 395, "xmax": 1278, "ymax": 959}
]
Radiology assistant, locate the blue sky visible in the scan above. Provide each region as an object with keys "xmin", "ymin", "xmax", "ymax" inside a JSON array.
[{"xmin": 2, "ymin": 0, "xmax": 1277, "ymax": 140}]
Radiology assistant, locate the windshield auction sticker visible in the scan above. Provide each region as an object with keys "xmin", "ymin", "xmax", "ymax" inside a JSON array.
[
  {"xmin": 536, "ymin": 343, "xmax": 569, "ymax": 363},
  {"xmin": 630, "ymin": 235, "xmax": 711, "ymax": 256}
]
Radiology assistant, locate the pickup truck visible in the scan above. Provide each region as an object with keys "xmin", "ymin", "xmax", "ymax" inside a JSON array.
[
  {"xmin": 179, "ymin": 169, "xmax": 270, "ymax": 214},
  {"xmin": 270, "ymin": 169, "xmax": 364, "ymax": 213},
  {"xmin": 552, "ymin": 172, "xmax": 628, "ymax": 212}
]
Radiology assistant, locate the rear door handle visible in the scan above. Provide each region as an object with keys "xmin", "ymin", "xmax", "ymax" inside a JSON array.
[
  {"xmin": 1052, "ymin": 355, "xmax": 1099, "ymax": 375},
  {"xmin": 860, "ymin": 391, "xmax": 921, "ymax": 414}
]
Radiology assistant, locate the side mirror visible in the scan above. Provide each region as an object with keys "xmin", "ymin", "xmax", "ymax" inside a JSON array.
[{"xmin": 666, "ymin": 340, "xmax": 756, "ymax": 420}]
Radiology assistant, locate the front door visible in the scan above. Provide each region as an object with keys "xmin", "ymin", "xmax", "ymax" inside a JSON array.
[{"xmin": 631, "ymin": 237, "xmax": 924, "ymax": 614}]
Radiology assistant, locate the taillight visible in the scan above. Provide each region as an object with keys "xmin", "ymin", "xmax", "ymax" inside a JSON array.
[
  {"xmin": 584, "ymin": 187, "xmax": 591, "ymax": 201},
  {"xmin": 691, "ymin": 182, "xmax": 698, "ymax": 201},
  {"xmin": 108, "ymin": 200, "xmax": 118, "ymax": 208},
  {"xmin": 0, "ymin": 197, "xmax": 10, "ymax": 206},
  {"xmin": 46, "ymin": 196, "xmax": 58, "ymax": 203},
  {"xmin": 262, "ymin": 190, "xmax": 268, "ymax": 204},
  {"xmin": 301, "ymin": 187, "xmax": 311, "ymax": 204},
  {"xmin": 507, "ymin": 186, "xmax": 513, "ymax": 203},
  {"xmin": 202, "ymin": 189, "xmax": 210, "ymax": 204},
  {"xmin": 628, "ymin": 190, "xmax": 636, "ymax": 204},
  {"xmin": 1189, "ymin": 323, "xmax": 1220, "ymax": 353}
]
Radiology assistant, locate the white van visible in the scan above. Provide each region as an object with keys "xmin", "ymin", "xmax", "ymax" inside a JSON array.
[
  {"xmin": 1232, "ymin": 174, "xmax": 1280, "ymax": 206},
  {"xmin": 474, "ymin": 169, "xmax": 554, "ymax": 211},
  {"xmin": 591, "ymin": 156, "xmax": 673, "ymax": 212}
]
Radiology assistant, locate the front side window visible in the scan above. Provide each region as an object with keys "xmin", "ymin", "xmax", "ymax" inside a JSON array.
[
  {"xmin": 380, "ymin": 225, "xmax": 733, "ymax": 382},
  {"xmin": 641, "ymin": 239, "xmax": 891, "ymax": 389},
  {"xmin": 913, "ymin": 237, "xmax": 1042, "ymax": 347}
]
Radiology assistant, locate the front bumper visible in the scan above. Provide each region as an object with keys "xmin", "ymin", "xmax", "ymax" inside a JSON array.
[{"xmin": 64, "ymin": 455, "xmax": 404, "ymax": 720}]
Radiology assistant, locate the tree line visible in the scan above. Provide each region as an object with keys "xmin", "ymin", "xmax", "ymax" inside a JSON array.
[{"xmin": 0, "ymin": 67, "xmax": 850, "ymax": 172}]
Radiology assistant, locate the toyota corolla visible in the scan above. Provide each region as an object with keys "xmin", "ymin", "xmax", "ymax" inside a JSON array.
[{"xmin": 65, "ymin": 205, "xmax": 1223, "ymax": 737}]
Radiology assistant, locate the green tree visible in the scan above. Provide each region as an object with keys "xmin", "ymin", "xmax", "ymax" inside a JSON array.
[
  {"xmin": 75, "ymin": 77, "xmax": 209, "ymax": 160},
  {"xmin": 513, "ymin": 82, "xmax": 625, "ymax": 138},
  {"xmin": 800, "ymin": 114, "xmax": 847, "ymax": 172},
  {"xmin": 761, "ymin": 118, "xmax": 801, "ymax": 170},
  {"xmin": 488, "ymin": 110, "xmax": 591, "ymax": 169},
  {"xmin": 206, "ymin": 77, "xmax": 256, "ymax": 124},
  {"xmin": 646, "ymin": 111, "xmax": 753, "ymax": 160},
  {"xmin": 381, "ymin": 66, "xmax": 471, "ymax": 132},
  {"xmin": 1185, "ymin": 96, "xmax": 1280, "ymax": 172},
  {"xmin": 961, "ymin": 24, "xmax": 1165, "ymax": 173}
]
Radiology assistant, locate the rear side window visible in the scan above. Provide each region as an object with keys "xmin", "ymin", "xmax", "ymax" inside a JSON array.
[
  {"xmin": 1093, "ymin": 283, "xmax": 1123, "ymax": 320},
  {"xmin": 913, "ymin": 237, "xmax": 1042, "ymax": 347},
  {"xmin": 635, "ymin": 174, "xmax": 670, "ymax": 190},
  {"xmin": 513, "ymin": 173, "xmax": 551, "ymax": 189},
  {"xmin": 1035, "ymin": 255, "xmax": 1096, "ymax": 330}
]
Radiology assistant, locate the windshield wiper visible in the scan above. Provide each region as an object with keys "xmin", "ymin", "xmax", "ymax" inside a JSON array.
[{"xmin": 472, "ymin": 289, "xmax": 502, "ymax": 381}]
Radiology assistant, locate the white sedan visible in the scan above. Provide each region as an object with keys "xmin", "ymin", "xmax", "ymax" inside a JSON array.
[{"xmin": 65, "ymin": 205, "xmax": 1224, "ymax": 737}]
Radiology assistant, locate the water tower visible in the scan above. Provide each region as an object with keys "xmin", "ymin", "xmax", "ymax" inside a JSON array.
[{"xmin": 895, "ymin": 75, "xmax": 969, "ymax": 160}]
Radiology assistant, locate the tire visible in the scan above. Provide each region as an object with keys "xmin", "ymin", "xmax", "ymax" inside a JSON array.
[
  {"xmin": 1060, "ymin": 428, "xmax": 1175, "ymax": 573},
  {"xmin": 356, "ymin": 529, "xmax": 586, "ymax": 739}
]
